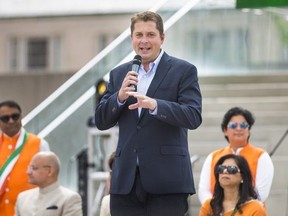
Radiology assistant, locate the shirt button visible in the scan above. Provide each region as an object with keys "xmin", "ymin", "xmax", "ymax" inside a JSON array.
[
  {"xmin": 5, "ymin": 187, "xmax": 9, "ymax": 192},
  {"xmin": 8, "ymin": 145, "xmax": 13, "ymax": 149},
  {"xmin": 5, "ymin": 199, "xmax": 9, "ymax": 204}
]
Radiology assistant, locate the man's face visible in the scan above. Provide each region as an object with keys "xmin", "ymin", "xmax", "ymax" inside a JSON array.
[
  {"xmin": 224, "ymin": 115, "xmax": 250, "ymax": 146},
  {"xmin": 26, "ymin": 156, "xmax": 51, "ymax": 187},
  {"xmin": 0, "ymin": 105, "xmax": 22, "ymax": 137},
  {"xmin": 131, "ymin": 21, "xmax": 165, "ymax": 66}
]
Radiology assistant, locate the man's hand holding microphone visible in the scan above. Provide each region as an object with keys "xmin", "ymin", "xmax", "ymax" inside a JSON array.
[{"xmin": 118, "ymin": 55, "xmax": 157, "ymax": 111}]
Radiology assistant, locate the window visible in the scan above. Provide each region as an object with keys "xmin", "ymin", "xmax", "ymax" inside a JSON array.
[
  {"xmin": 27, "ymin": 38, "xmax": 48, "ymax": 69},
  {"xmin": 8, "ymin": 37, "xmax": 61, "ymax": 73}
]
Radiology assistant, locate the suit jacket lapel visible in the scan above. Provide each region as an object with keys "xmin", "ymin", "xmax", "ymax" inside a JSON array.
[
  {"xmin": 138, "ymin": 52, "xmax": 171, "ymax": 120},
  {"xmin": 146, "ymin": 52, "xmax": 171, "ymax": 98}
]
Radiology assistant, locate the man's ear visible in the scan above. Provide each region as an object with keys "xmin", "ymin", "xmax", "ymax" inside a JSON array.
[
  {"xmin": 161, "ymin": 33, "xmax": 165, "ymax": 43},
  {"xmin": 47, "ymin": 167, "xmax": 54, "ymax": 176}
]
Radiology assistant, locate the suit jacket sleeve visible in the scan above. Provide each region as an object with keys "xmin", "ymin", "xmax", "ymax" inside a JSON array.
[
  {"xmin": 152, "ymin": 57, "xmax": 202, "ymax": 129},
  {"xmin": 62, "ymin": 193, "xmax": 83, "ymax": 216}
]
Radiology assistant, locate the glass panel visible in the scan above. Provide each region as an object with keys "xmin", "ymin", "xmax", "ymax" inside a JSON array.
[
  {"xmin": 44, "ymin": 98, "xmax": 94, "ymax": 188},
  {"xmin": 163, "ymin": 7, "xmax": 288, "ymax": 75}
]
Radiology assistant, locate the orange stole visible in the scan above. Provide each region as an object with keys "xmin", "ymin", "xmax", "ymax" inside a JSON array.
[
  {"xmin": 199, "ymin": 198, "xmax": 267, "ymax": 216},
  {"xmin": 210, "ymin": 144, "xmax": 264, "ymax": 194},
  {"xmin": 0, "ymin": 133, "xmax": 41, "ymax": 216}
]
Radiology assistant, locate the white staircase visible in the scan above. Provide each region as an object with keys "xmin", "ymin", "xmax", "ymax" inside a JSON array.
[{"xmin": 188, "ymin": 73, "xmax": 288, "ymax": 216}]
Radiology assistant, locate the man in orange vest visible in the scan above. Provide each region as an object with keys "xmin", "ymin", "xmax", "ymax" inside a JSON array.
[
  {"xmin": 198, "ymin": 107, "xmax": 274, "ymax": 204},
  {"xmin": 0, "ymin": 100, "xmax": 50, "ymax": 216}
]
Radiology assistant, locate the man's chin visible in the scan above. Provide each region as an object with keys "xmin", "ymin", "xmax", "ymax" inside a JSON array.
[{"xmin": 28, "ymin": 180, "xmax": 35, "ymax": 185}]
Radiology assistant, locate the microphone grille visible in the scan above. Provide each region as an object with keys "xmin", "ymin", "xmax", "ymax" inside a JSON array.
[{"xmin": 133, "ymin": 55, "xmax": 142, "ymax": 65}]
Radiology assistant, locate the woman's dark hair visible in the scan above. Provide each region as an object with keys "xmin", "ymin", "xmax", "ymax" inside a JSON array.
[
  {"xmin": 221, "ymin": 107, "xmax": 255, "ymax": 142},
  {"xmin": 210, "ymin": 154, "xmax": 257, "ymax": 215}
]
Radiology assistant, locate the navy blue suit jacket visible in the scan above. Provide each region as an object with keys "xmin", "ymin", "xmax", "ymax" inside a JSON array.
[{"xmin": 95, "ymin": 52, "xmax": 202, "ymax": 195}]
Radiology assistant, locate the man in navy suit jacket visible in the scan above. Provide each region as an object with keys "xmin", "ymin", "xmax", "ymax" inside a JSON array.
[{"xmin": 95, "ymin": 11, "xmax": 202, "ymax": 216}]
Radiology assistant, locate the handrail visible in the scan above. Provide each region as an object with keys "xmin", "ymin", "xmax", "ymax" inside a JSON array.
[
  {"xmin": 269, "ymin": 129, "xmax": 288, "ymax": 156},
  {"xmin": 190, "ymin": 154, "xmax": 200, "ymax": 165}
]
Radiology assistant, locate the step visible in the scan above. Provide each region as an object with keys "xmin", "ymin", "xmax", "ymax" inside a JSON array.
[
  {"xmin": 199, "ymin": 74, "xmax": 288, "ymax": 85},
  {"xmin": 202, "ymin": 96, "xmax": 288, "ymax": 112},
  {"xmin": 270, "ymin": 156, "xmax": 288, "ymax": 190},
  {"xmin": 188, "ymin": 141, "xmax": 270, "ymax": 157},
  {"xmin": 188, "ymin": 125, "xmax": 288, "ymax": 142},
  {"xmin": 197, "ymin": 111, "xmax": 288, "ymax": 126}
]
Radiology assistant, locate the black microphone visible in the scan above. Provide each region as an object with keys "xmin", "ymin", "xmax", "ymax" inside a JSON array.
[{"xmin": 129, "ymin": 55, "xmax": 142, "ymax": 90}]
